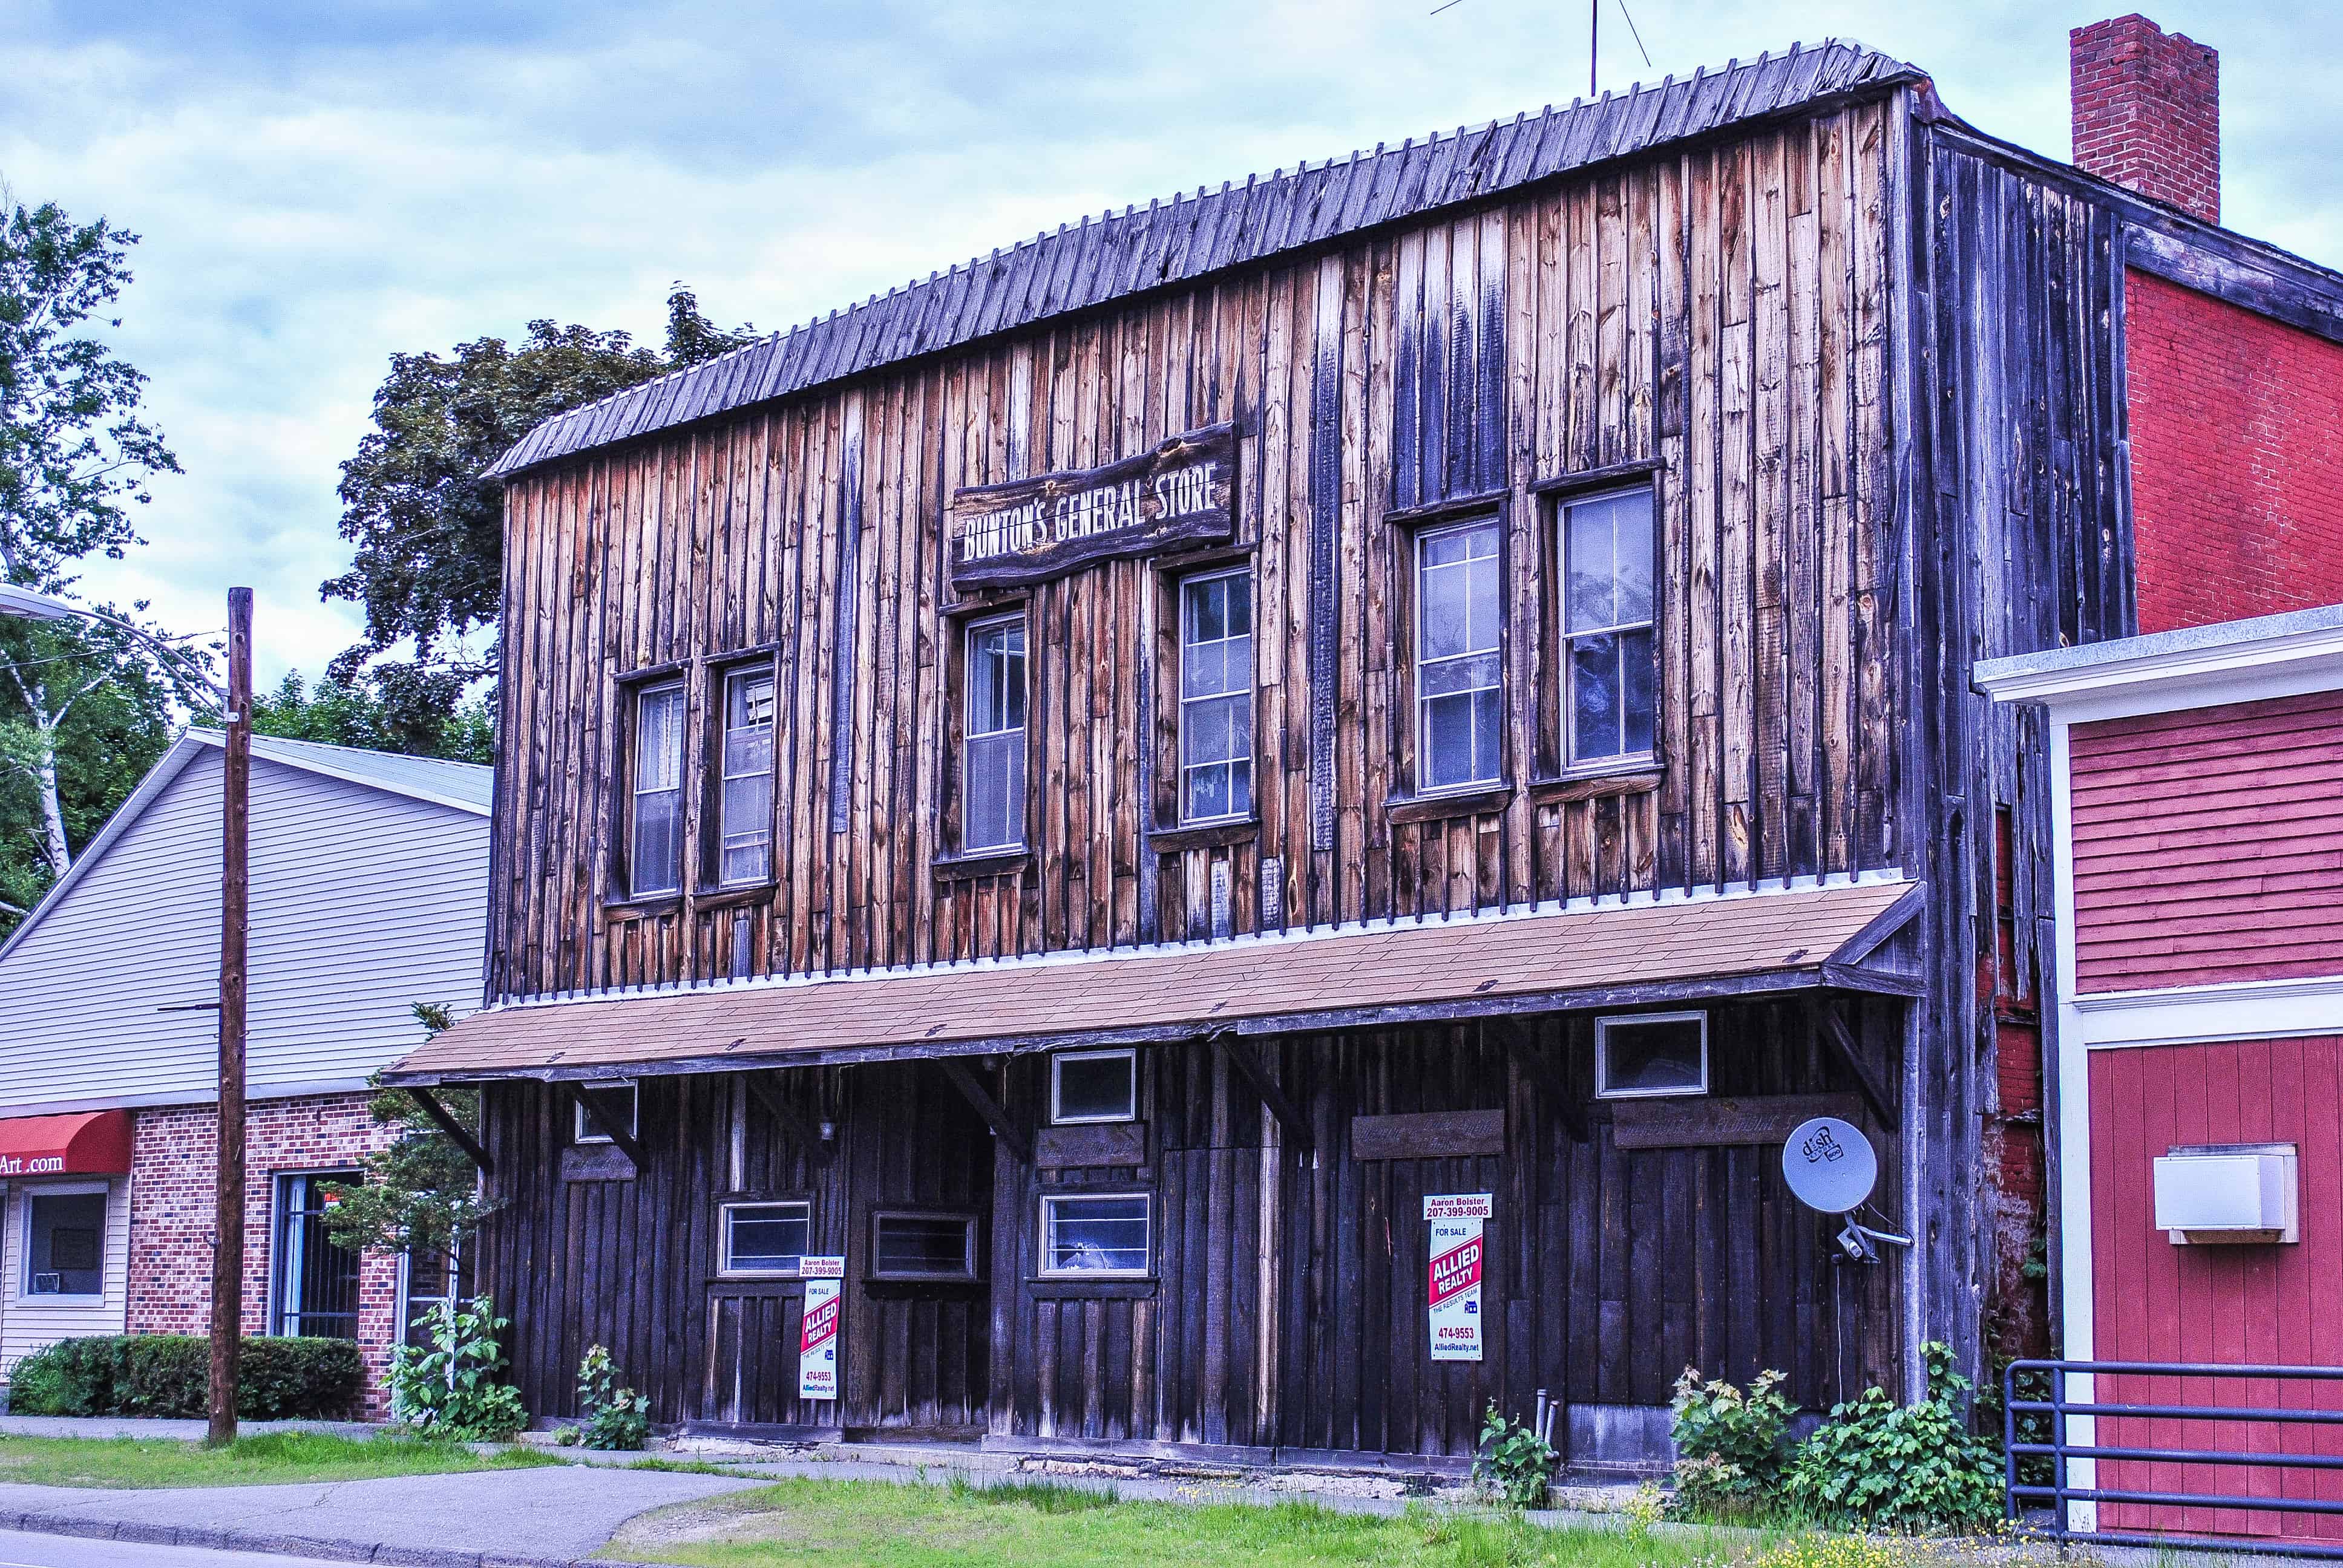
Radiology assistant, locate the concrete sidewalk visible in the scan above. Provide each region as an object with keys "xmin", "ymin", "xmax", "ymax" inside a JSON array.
[{"xmin": 0, "ymin": 1465, "xmax": 760, "ymax": 1567}]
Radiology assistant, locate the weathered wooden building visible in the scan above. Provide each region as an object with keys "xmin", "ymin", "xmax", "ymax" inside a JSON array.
[{"xmin": 386, "ymin": 25, "xmax": 2343, "ymax": 1469}]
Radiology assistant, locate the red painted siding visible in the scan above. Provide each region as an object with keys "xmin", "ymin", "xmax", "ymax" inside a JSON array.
[
  {"xmin": 2070, "ymin": 688, "xmax": 2343, "ymax": 993},
  {"xmin": 2128, "ymin": 270, "xmax": 2343, "ymax": 632},
  {"xmin": 2089, "ymin": 1037, "xmax": 2343, "ymax": 1541}
]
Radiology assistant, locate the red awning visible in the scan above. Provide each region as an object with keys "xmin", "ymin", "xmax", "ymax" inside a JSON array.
[{"xmin": 0, "ymin": 1111, "xmax": 131, "ymax": 1178}]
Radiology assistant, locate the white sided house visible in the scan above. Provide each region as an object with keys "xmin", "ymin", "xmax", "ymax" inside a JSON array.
[{"xmin": 0, "ymin": 731, "xmax": 490, "ymax": 1411}]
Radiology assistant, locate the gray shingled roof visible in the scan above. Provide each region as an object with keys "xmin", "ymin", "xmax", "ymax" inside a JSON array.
[{"xmin": 487, "ymin": 40, "xmax": 1921, "ymax": 482}]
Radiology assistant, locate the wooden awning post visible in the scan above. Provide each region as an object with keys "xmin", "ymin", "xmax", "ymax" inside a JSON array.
[
  {"xmin": 1813, "ymin": 1001, "xmax": 1899, "ymax": 1131},
  {"xmin": 1210, "ymin": 1031, "xmax": 1313, "ymax": 1152},
  {"xmin": 939, "ymin": 1059, "xmax": 1031, "ymax": 1165},
  {"xmin": 560, "ymin": 1080, "xmax": 646, "ymax": 1166},
  {"xmin": 406, "ymin": 1088, "xmax": 492, "ymax": 1175},
  {"xmin": 744, "ymin": 1071, "xmax": 834, "ymax": 1165}
]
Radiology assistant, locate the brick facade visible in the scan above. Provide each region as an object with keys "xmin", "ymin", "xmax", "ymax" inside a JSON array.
[
  {"xmin": 2071, "ymin": 15, "xmax": 2219, "ymax": 223},
  {"xmin": 127, "ymin": 1094, "xmax": 404, "ymax": 1418},
  {"xmin": 2127, "ymin": 269, "xmax": 2343, "ymax": 633}
]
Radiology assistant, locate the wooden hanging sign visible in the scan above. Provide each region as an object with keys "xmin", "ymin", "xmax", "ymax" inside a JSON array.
[{"xmin": 949, "ymin": 422, "xmax": 1236, "ymax": 589}]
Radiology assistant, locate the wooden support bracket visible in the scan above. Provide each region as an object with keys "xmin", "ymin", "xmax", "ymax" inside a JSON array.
[
  {"xmin": 940, "ymin": 1059, "xmax": 1031, "ymax": 1165},
  {"xmin": 560, "ymin": 1082, "xmax": 645, "ymax": 1168},
  {"xmin": 1815, "ymin": 1002, "xmax": 1899, "ymax": 1133},
  {"xmin": 1495, "ymin": 1019, "xmax": 1587, "ymax": 1143},
  {"xmin": 743, "ymin": 1071, "xmax": 834, "ymax": 1165},
  {"xmin": 1208, "ymin": 1031, "xmax": 1313, "ymax": 1152},
  {"xmin": 406, "ymin": 1088, "xmax": 491, "ymax": 1175}
]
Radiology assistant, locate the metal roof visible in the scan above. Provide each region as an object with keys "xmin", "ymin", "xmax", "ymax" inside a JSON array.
[
  {"xmin": 191, "ymin": 730, "xmax": 496, "ymax": 813},
  {"xmin": 487, "ymin": 40, "xmax": 1921, "ymax": 482},
  {"xmin": 384, "ymin": 877, "xmax": 1921, "ymax": 1083}
]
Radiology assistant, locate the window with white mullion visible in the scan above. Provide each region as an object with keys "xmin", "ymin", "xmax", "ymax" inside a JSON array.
[
  {"xmin": 963, "ymin": 614, "xmax": 1027, "ymax": 852},
  {"xmin": 1561, "ymin": 488, "xmax": 1656, "ymax": 766},
  {"xmin": 717, "ymin": 667, "xmax": 776, "ymax": 885},
  {"xmin": 1179, "ymin": 569, "xmax": 1254, "ymax": 823},
  {"xmin": 629, "ymin": 682, "xmax": 686, "ymax": 898},
  {"xmin": 1415, "ymin": 518, "xmax": 1505, "ymax": 793}
]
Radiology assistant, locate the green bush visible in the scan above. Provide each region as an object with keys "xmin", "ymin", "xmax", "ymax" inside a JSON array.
[
  {"xmin": 1783, "ymin": 1342, "xmax": 2002, "ymax": 1532},
  {"xmin": 1470, "ymin": 1400, "xmax": 1558, "ymax": 1508},
  {"xmin": 386, "ymin": 1295, "xmax": 527, "ymax": 1441},
  {"xmin": 4, "ymin": 1335, "xmax": 362, "ymax": 1420},
  {"xmin": 1668, "ymin": 1366, "xmax": 1797, "ymax": 1518},
  {"xmin": 574, "ymin": 1344, "xmax": 650, "ymax": 1451}
]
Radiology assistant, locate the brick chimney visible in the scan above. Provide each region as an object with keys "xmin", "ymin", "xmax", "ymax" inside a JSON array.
[{"xmin": 2071, "ymin": 15, "xmax": 2220, "ymax": 224}]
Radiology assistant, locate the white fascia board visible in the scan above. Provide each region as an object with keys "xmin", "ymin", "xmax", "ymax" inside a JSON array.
[
  {"xmin": 2068, "ymin": 974, "xmax": 2343, "ymax": 1050},
  {"xmin": 1974, "ymin": 607, "xmax": 2343, "ymax": 719}
]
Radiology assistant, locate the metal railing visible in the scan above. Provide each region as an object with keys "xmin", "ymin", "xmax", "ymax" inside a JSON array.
[{"xmin": 2005, "ymin": 1359, "xmax": 2343, "ymax": 1560}]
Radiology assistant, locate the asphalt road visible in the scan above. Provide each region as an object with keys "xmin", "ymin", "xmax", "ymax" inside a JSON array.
[{"xmin": 0, "ymin": 1538, "xmax": 357, "ymax": 1568}]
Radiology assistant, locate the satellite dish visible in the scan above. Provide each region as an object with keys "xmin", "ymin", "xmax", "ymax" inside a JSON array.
[{"xmin": 1782, "ymin": 1117, "xmax": 1878, "ymax": 1215}]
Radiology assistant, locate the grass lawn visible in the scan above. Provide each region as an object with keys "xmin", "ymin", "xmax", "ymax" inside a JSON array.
[
  {"xmin": 601, "ymin": 1476, "xmax": 1777, "ymax": 1568},
  {"xmin": 0, "ymin": 1429, "xmax": 565, "ymax": 1489}
]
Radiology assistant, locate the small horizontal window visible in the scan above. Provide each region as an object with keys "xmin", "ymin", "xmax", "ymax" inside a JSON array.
[
  {"xmin": 871, "ymin": 1210, "xmax": 979, "ymax": 1281},
  {"xmin": 1040, "ymin": 1192, "xmax": 1150, "ymax": 1276},
  {"xmin": 721, "ymin": 1201, "xmax": 811, "ymax": 1276},
  {"xmin": 574, "ymin": 1082, "xmax": 638, "ymax": 1145},
  {"xmin": 1050, "ymin": 1050, "xmax": 1137, "ymax": 1125},
  {"xmin": 1594, "ymin": 1012, "xmax": 1709, "ymax": 1099}
]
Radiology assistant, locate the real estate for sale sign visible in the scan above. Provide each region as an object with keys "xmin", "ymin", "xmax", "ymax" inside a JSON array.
[
  {"xmin": 1424, "ymin": 1193, "xmax": 1491, "ymax": 1362},
  {"xmin": 798, "ymin": 1255, "xmax": 845, "ymax": 1401}
]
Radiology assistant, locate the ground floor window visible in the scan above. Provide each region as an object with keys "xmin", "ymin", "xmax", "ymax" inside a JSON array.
[
  {"xmin": 398, "ymin": 1237, "xmax": 473, "ymax": 1349},
  {"xmin": 870, "ymin": 1210, "xmax": 979, "ymax": 1281},
  {"xmin": 721, "ymin": 1200, "xmax": 811, "ymax": 1276},
  {"xmin": 272, "ymin": 1172, "xmax": 361, "ymax": 1339},
  {"xmin": 1593, "ymin": 1011, "xmax": 1709, "ymax": 1098},
  {"xmin": 1040, "ymin": 1192, "xmax": 1150, "ymax": 1276},
  {"xmin": 22, "ymin": 1187, "xmax": 105, "ymax": 1298}
]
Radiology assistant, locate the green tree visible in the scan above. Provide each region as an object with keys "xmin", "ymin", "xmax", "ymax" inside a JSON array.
[
  {"xmin": 251, "ymin": 668, "xmax": 493, "ymax": 764},
  {"xmin": 323, "ymin": 286, "xmax": 755, "ymax": 719},
  {"xmin": 323, "ymin": 1004, "xmax": 488, "ymax": 1263},
  {"xmin": 0, "ymin": 189, "xmax": 188, "ymax": 932},
  {"xmin": 0, "ymin": 618, "xmax": 178, "ymax": 928}
]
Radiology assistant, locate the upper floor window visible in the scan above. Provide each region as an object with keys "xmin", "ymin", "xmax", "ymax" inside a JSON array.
[
  {"xmin": 1561, "ymin": 488, "xmax": 1655, "ymax": 766},
  {"xmin": 964, "ymin": 613, "xmax": 1027, "ymax": 852},
  {"xmin": 629, "ymin": 682, "xmax": 686, "ymax": 898},
  {"xmin": 717, "ymin": 667, "xmax": 776, "ymax": 885},
  {"xmin": 1179, "ymin": 568, "xmax": 1253, "ymax": 823},
  {"xmin": 1416, "ymin": 518, "xmax": 1504, "ymax": 792}
]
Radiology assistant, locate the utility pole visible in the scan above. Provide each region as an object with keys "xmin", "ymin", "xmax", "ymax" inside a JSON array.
[{"xmin": 208, "ymin": 587, "xmax": 252, "ymax": 1448}]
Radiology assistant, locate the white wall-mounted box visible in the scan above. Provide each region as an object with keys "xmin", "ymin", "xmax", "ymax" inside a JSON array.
[{"xmin": 2152, "ymin": 1145, "xmax": 2299, "ymax": 1244}]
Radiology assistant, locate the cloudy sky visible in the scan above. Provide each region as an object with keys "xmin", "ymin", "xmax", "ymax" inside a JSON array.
[{"xmin": 5, "ymin": 0, "xmax": 2334, "ymax": 685}]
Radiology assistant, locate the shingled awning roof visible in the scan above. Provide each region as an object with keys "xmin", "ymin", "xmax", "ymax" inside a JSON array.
[
  {"xmin": 384, "ymin": 878, "xmax": 1922, "ymax": 1085},
  {"xmin": 485, "ymin": 41, "xmax": 1922, "ymax": 483}
]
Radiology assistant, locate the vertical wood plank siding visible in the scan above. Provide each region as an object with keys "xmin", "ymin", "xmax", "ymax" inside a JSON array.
[
  {"xmin": 1902, "ymin": 123, "xmax": 2136, "ymax": 1380},
  {"xmin": 2070, "ymin": 690, "xmax": 2343, "ymax": 992},
  {"xmin": 486, "ymin": 106, "xmax": 1901, "ymax": 1004},
  {"xmin": 479, "ymin": 998, "xmax": 1904, "ymax": 1445}
]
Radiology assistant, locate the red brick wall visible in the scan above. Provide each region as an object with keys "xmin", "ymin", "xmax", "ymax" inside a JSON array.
[
  {"xmin": 2072, "ymin": 15, "xmax": 2219, "ymax": 224},
  {"xmin": 128, "ymin": 1094, "xmax": 403, "ymax": 1419},
  {"xmin": 2128, "ymin": 270, "xmax": 2343, "ymax": 632}
]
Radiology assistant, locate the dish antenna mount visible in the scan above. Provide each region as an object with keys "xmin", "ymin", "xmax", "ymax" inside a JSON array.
[{"xmin": 1782, "ymin": 1117, "xmax": 1913, "ymax": 1264}]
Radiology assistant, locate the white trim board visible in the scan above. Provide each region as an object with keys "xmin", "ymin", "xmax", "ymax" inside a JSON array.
[{"xmin": 2069, "ymin": 976, "xmax": 2343, "ymax": 1050}]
